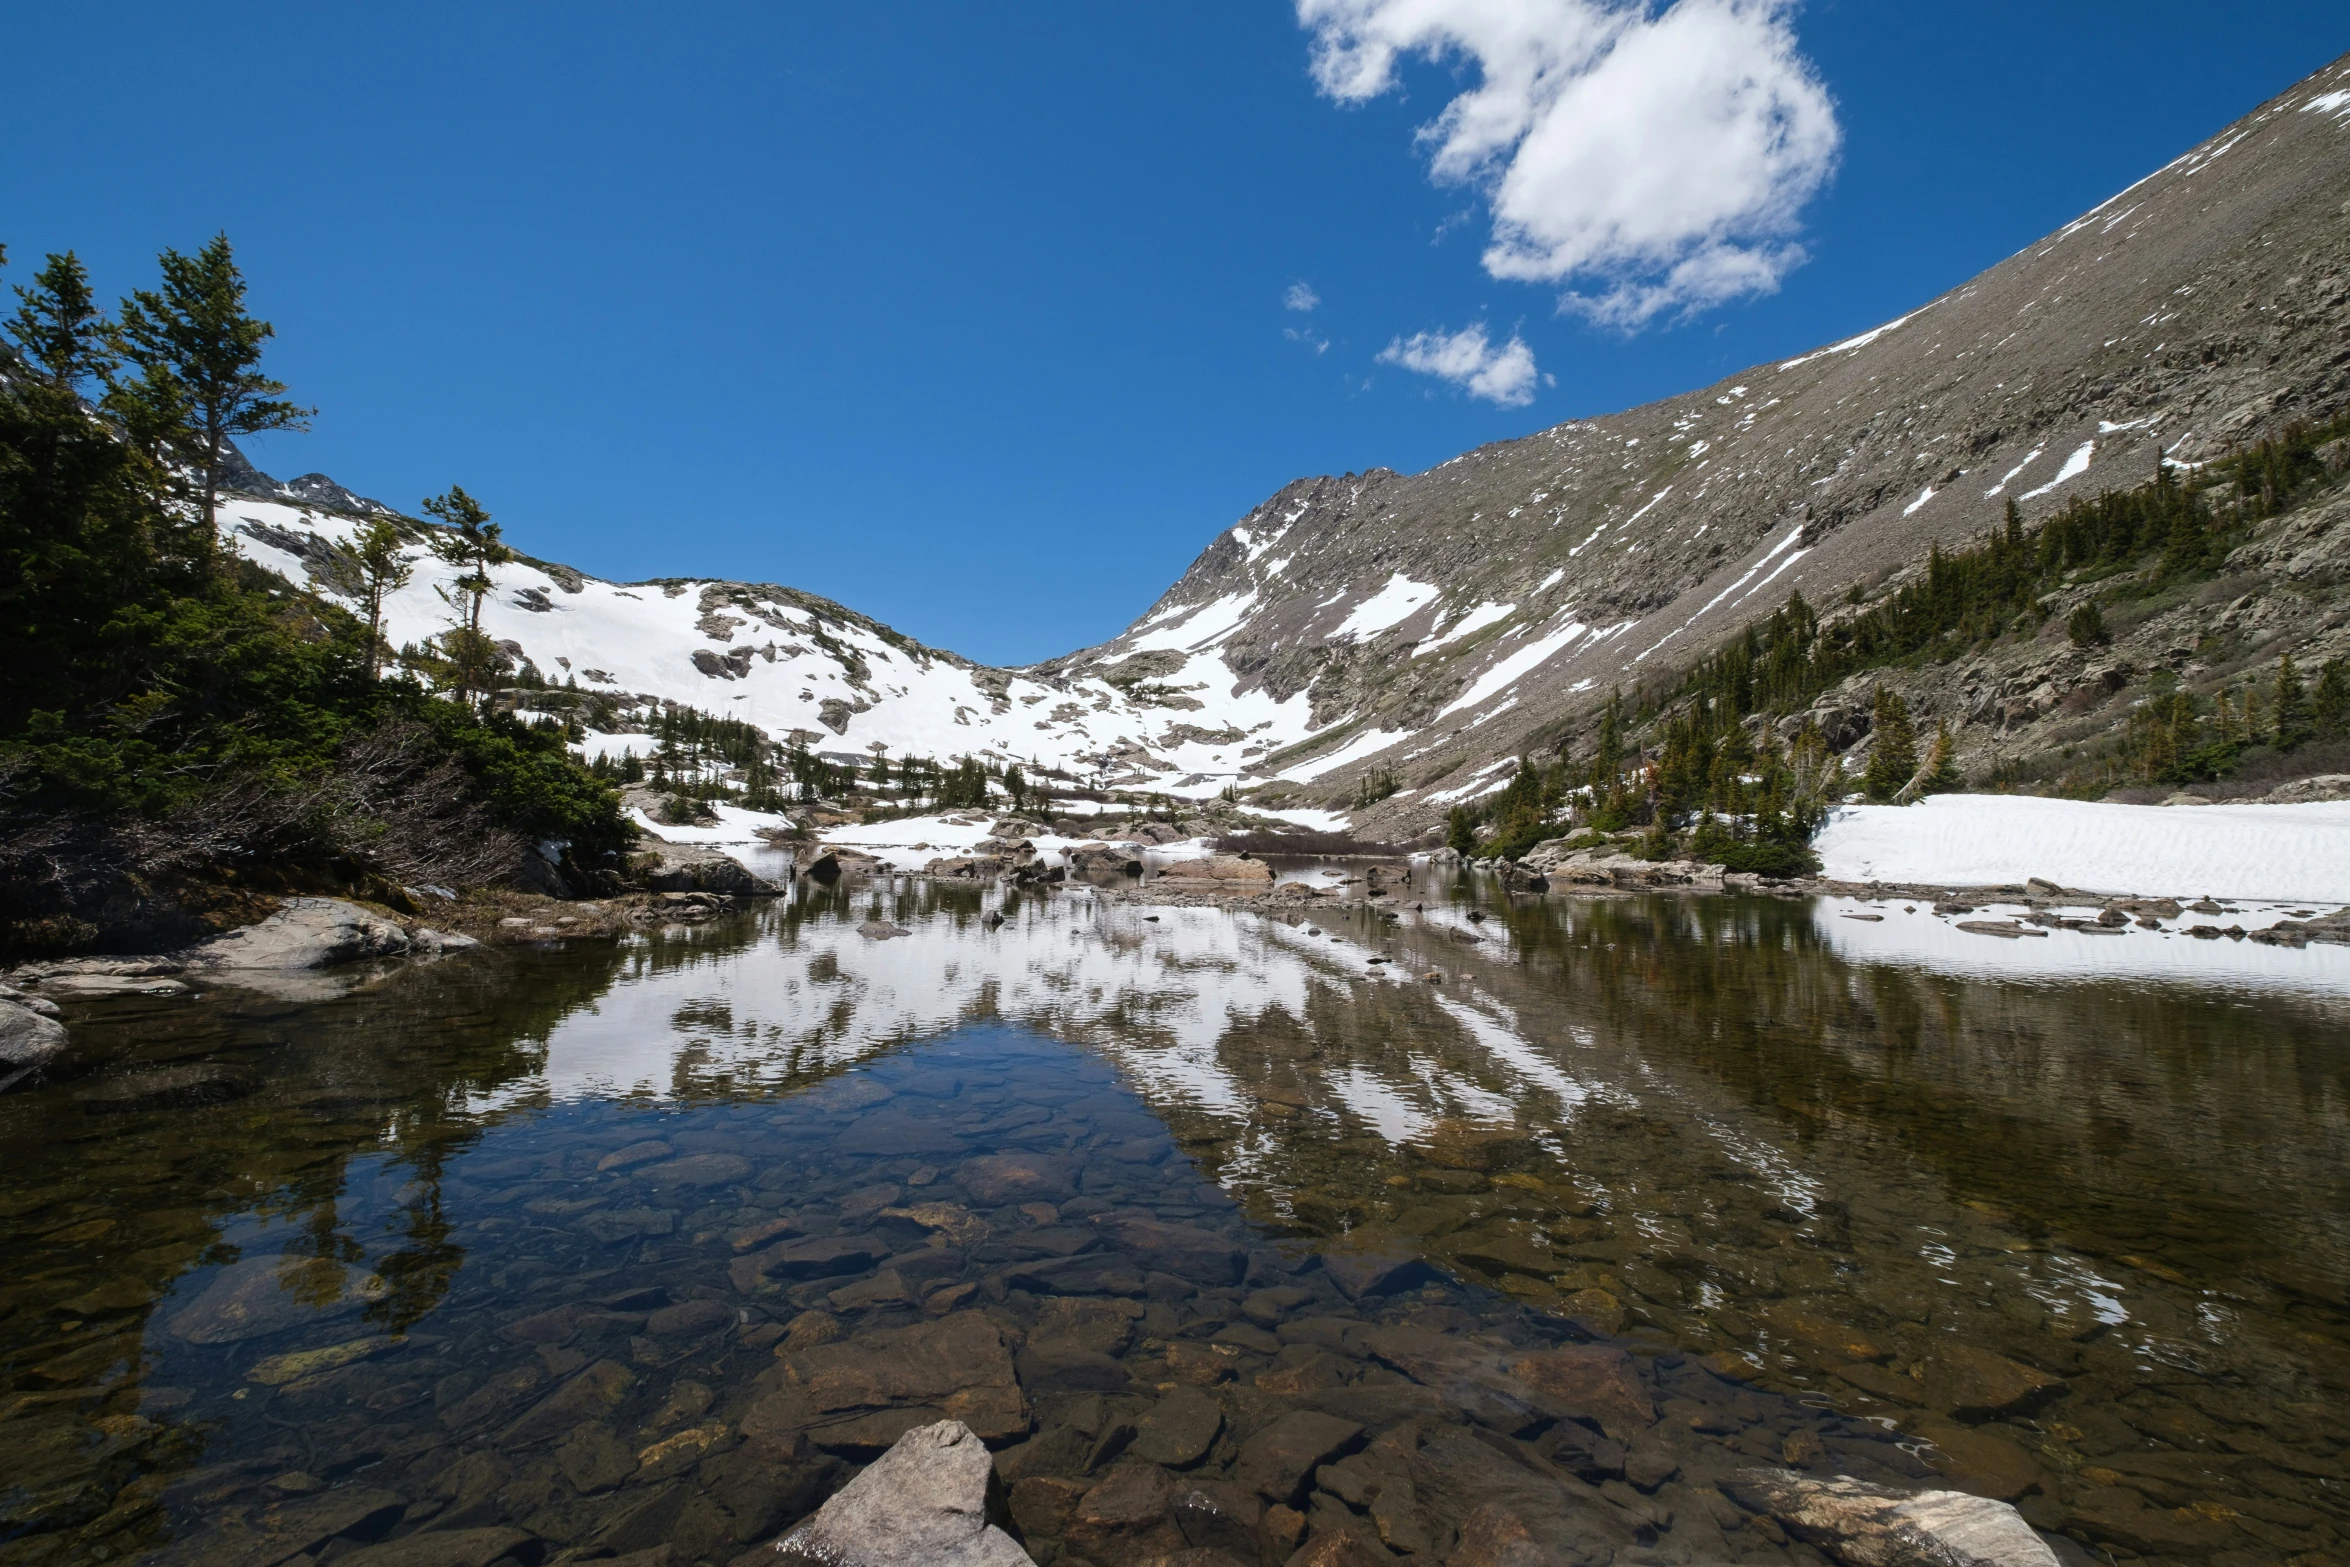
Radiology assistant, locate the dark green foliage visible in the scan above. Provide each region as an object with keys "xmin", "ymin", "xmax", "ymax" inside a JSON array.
[
  {"xmin": 2067, "ymin": 601, "xmax": 2110, "ymax": 648},
  {"xmin": 936, "ymin": 756, "xmax": 991, "ymax": 810},
  {"xmin": 1445, "ymin": 805, "xmax": 1477, "ymax": 855},
  {"xmin": 2272, "ymin": 653, "xmax": 2310, "ymax": 752},
  {"xmin": 1352, "ymin": 767, "xmax": 1398, "ymax": 809},
  {"xmin": 1863, "ymin": 686, "xmax": 1917, "ymax": 802},
  {"xmin": 0, "ymin": 235, "xmax": 629, "ymax": 916},
  {"xmin": 1678, "ymin": 423, "xmax": 2348, "ymax": 732},
  {"xmin": 111, "ymin": 233, "xmax": 312, "ymax": 552},
  {"xmin": 1920, "ymin": 721, "xmax": 1965, "ymax": 797},
  {"xmin": 421, "ymin": 485, "xmax": 511, "ymax": 709},
  {"xmin": 2315, "ymin": 659, "xmax": 2350, "ymax": 738}
]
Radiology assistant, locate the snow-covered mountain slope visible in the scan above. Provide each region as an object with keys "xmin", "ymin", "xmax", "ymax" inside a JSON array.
[
  {"xmin": 227, "ymin": 53, "xmax": 2350, "ymax": 821},
  {"xmin": 1041, "ymin": 52, "xmax": 2350, "ymax": 819},
  {"xmin": 219, "ymin": 496, "xmax": 1327, "ymax": 789}
]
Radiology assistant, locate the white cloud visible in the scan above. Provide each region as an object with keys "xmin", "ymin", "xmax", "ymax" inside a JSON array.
[
  {"xmin": 1285, "ymin": 280, "xmax": 1322, "ymax": 311},
  {"xmin": 1377, "ymin": 322, "xmax": 1537, "ymax": 405},
  {"xmin": 1297, "ymin": 0, "xmax": 1840, "ymax": 326}
]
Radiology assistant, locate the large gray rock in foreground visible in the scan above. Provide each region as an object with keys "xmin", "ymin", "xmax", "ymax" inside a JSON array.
[
  {"xmin": 0, "ymin": 998, "xmax": 69, "ymax": 1085},
  {"xmin": 771, "ymin": 1419, "xmax": 1032, "ymax": 1567},
  {"xmin": 190, "ymin": 898, "xmax": 409, "ymax": 971},
  {"xmin": 1726, "ymin": 1468, "xmax": 2060, "ymax": 1567}
]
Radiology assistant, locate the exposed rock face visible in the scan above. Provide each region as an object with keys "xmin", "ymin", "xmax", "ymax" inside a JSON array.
[
  {"xmin": 185, "ymin": 898, "xmax": 409, "ymax": 973},
  {"xmin": 1725, "ymin": 1467, "xmax": 2061, "ymax": 1566},
  {"xmin": 768, "ymin": 1419, "xmax": 1033, "ymax": 1567}
]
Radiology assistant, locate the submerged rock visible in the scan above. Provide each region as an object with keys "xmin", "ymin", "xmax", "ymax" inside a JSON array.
[
  {"xmin": 1725, "ymin": 1467, "xmax": 2060, "ymax": 1566},
  {"xmin": 166, "ymin": 1255, "xmax": 390, "ymax": 1345},
  {"xmin": 769, "ymin": 1418, "xmax": 1033, "ymax": 1567}
]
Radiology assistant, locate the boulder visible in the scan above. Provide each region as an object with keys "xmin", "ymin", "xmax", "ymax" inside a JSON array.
[
  {"xmin": 1069, "ymin": 844, "xmax": 1143, "ymax": 876},
  {"xmin": 769, "ymin": 1419, "xmax": 1033, "ymax": 1567},
  {"xmin": 640, "ymin": 847, "xmax": 778, "ymax": 896},
  {"xmin": 0, "ymin": 998, "xmax": 69, "ymax": 1083},
  {"xmin": 1155, "ymin": 855, "xmax": 1273, "ymax": 884},
  {"xmin": 188, "ymin": 898, "xmax": 407, "ymax": 972},
  {"xmin": 1723, "ymin": 1468, "xmax": 2060, "ymax": 1566}
]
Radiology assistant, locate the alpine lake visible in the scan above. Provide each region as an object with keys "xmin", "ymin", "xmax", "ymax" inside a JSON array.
[{"xmin": 3, "ymin": 864, "xmax": 2346, "ymax": 1567}]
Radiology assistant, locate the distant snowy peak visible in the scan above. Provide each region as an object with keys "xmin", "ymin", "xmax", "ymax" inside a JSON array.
[{"xmin": 220, "ymin": 447, "xmax": 395, "ymax": 516}]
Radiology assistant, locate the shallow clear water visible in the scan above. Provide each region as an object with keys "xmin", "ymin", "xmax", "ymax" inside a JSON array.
[{"xmin": 2, "ymin": 875, "xmax": 2345, "ymax": 1566}]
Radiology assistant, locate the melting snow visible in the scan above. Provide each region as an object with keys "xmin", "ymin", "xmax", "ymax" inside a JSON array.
[
  {"xmin": 1334, "ymin": 574, "xmax": 1440, "ymax": 640},
  {"xmin": 1439, "ymin": 620, "xmax": 1589, "ymax": 718},
  {"xmin": 2021, "ymin": 441, "xmax": 2095, "ymax": 500},
  {"xmin": 1419, "ymin": 601, "xmax": 1514, "ymax": 655}
]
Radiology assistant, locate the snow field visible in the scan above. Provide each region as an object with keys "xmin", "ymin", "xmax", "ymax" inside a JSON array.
[{"xmin": 1813, "ymin": 795, "xmax": 2350, "ymax": 903}]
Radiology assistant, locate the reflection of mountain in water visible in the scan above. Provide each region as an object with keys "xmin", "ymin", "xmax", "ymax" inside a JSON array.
[{"xmin": 506, "ymin": 887, "xmax": 2350, "ymax": 1469}]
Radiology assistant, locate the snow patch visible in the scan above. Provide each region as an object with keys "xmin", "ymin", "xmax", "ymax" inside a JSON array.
[
  {"xmin": 1814, "ymin": 795, "xmax": 2350, "ymax": 902},
  {"xmin": 2020, "ymin": 441, "xmax": 2095, "ymax": 500},
  {"xmin": 1334, "ymin": 574, "xmax": 1441, "ymax": 640}
]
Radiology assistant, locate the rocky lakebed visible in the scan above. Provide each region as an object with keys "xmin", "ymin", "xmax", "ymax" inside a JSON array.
[{"xmin": 0, "ymin": 871, "xmax": 2345, "ymax": 1567}]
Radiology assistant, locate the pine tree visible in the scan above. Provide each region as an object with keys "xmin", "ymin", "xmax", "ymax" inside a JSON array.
[
  {"xmin": 2272, "ymin": 652, "xmax": 2310, "ymax": 751},
  {"xmin": 2314, "ymin": 659, "xmax": 2350, "ymax": 739},
  {"xmin": 111, "ymin": 234, "xmax": 312, "ymax": 565},
  {"xmin": 1920, "ymin": 721, "xmax": 1964, "ymax": 796},
  {"xmin": 1863, "ymin": 686, "xmax": 1918, "ymax": 803},
  {"xmin": 1445, "ymin": 805, "xmax": 1478, "ymax": 856},
  {"xmin": 1, "ymin": 251, "xmax": 160, "ymax": 721},
  {"xmin": 324, "ymin": 516, "xmax": 415, "ymax": 682},
  {"xmin": 423, "ymin": 486, "xmax": 512, "ymax": 710}
]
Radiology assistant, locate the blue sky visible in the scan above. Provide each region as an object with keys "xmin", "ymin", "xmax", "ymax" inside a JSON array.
[{"xmin": 5, "ymin": 3, "xmax": 2343, "ymax": 663}]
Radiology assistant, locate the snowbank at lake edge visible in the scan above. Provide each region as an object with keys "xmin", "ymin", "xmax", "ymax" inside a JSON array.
[{"xmin": 1814, "ymin": 795, "xmax": 2350, "ymax": 903}]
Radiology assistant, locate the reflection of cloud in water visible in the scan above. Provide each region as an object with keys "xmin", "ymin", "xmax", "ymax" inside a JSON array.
[{"xmin": 1815, "ymin": 897, "xmax": 2350, "ymax": 997}]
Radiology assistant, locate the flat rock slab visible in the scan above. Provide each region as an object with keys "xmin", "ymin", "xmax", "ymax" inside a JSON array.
[
  {"xmin": 167, "ymin": 1256, "xmax": 389, "ymax": 1345},
  {"xmin": 190, "ymin": 898, "xmax": 410, "ymax": 971},
  {"xmin": 745, "ymin": 1311, "xmax": 1028, "ymax": 1447},
  {"xmin": 772, "ymin": 1418, "xmax": 1033, "ymax": 1567},
  {"xmin": 1236, "ymin": 1410, "xmax": 1364, "ymax": 1504},
  {"xmin": 1726, "ymin": 1467, "xmax": 2061, "ymax": 1567}
]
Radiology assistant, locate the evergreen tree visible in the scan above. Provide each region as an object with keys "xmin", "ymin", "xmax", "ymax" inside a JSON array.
[
  {"xmin": 423, "ymin": 485, "xmax": 512, "ymax": 709},
  {"xmin": 1919, "ymin": 720, "xmax": 1964, "ymax": 796},
  {"xmin": 2314, "ymin": 659, "xmax": 2350, "ymax": 739},
  {"xmin": 2272, "ymin": 652, "xmax": 2310, "ymax": 750},
  {"xmin": 1862, "ymin": 686, "xmax": 1918, "ymax": 803},
  {"xmin": 324, "ymin": 516, "xmax": 414, "ymax": 682},
  {"xmin": 111, "ymin": 234, "xmax": 312, "ymax": 564},
  {"xmin": 1445, "ymin": 805, "xmax": 1477, "ymax": 855},
  {"xmin": 1, "ymin": 251, "xmax": 161, "ymax": 725}
]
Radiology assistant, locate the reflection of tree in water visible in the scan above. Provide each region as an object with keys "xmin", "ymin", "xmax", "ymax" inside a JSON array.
[{"xmin": 0, "ymin": 931, "xmax": 651, "ymax": 1564}]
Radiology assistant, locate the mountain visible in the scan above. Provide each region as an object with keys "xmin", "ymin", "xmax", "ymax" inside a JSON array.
[{"xmin": 227, "ymin": 52, "xmax": 2350, "ymax": 823}]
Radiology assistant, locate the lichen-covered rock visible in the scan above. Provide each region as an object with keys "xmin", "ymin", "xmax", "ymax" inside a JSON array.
[{"xmin": 770, "ymin": 1419, "xmax": 1033, "ymax": 1567}]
